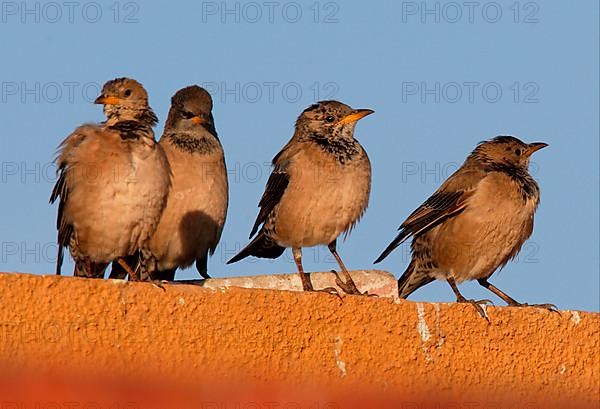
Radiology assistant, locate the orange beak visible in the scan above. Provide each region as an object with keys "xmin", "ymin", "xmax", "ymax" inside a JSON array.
[
  {"xmin": 191, "ymin": 116, "xmax": 206, "ymax": 125},
  {"xmin": 339, "ymin": 109, "xmax": 374, "ymax": 125},
  {"xmin": 94, "ymin": 95, "xmax": 121, "ymax": 105}
]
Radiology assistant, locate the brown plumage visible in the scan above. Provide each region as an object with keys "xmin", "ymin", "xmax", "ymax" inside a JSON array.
[
  {"xmin": 50, "ymin": 77, "xmax": 171, "ymax": 279},
  {"xmin": 228, "ymin": 100, "xmax": 374, "ymax": 295},
  {"xmin": 375, "ymin": 136, "xmax": 554, "ymax": 314},
  {"xmin": 141, "ymin": 85, "xmax": 227, "ymax": 281}
]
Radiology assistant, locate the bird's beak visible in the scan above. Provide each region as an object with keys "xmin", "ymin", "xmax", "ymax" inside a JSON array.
[
  {"xmin": 525, "ymin": 142, "xmax": 549, "ymax": 156},
  {"xmin": 94, "ymin": 95, "xmax": 121, "ymax": 105},
  {"xmin": 339, "ymin": 109, "xmax": 374, "ymax": 125},
  {"xmin": 190, "ymin": 116, "xmax": 206, "ymax": 125}
]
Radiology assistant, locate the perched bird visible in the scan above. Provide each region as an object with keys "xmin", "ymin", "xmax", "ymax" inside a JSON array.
[
  {"xmin": 227, "ymin": 100, "xmax": 374, "ymax": 295},
  {"xmin": 120, "ymin": 85, "xmax": 228, "ymax": 281},
  {"xmin": 375, "ymin": 136, "xmax": 553, "ymax": 315},
  {"xmin": 50, "ymin": 77, "xmax": 171, "ymax": 279}
]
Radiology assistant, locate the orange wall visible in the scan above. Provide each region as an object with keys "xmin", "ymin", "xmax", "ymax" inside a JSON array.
[{"xmin": 0, "ymin": 272, "xmax": 597, "ymax": 408}]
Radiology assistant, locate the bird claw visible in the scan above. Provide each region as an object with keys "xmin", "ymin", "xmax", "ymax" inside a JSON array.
[
  {"xmin": 316, "ymin": 287, "xmax": 344, "ymax": 300},
  {"xmin": 334, "ymin": 276, "xmax": 375, "ymax": 297},
  {"xmin": 457, "ymin": 298, "xmax": 492, "ymax": 322},
  {"xmin": 510, "ymin": 302, "xmax": 559, "ymax": 313},
  {"xmin": 151, "ymin": 280, "xmax": 168, "ymax": 291}
]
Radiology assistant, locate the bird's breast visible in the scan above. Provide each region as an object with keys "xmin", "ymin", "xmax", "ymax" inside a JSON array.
[
  {"xmin": 272, "ymin": 148, "xmax": 371, "ymax": 248},
  {"xmin": 430, "ymin": 173, "xmax": 538, "ymax": 282}
]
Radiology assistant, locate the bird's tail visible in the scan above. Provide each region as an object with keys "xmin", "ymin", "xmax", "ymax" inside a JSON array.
[
  {"xmin": 397, "ymin": 260, "xmax": 435, "ymax": 298},
  {"xmin": 374, "ymin": 233, "xmax": 406, "ymax": 264},
  {"xmin": 227, "ymin": 231, "xmax": 285, "ymax": 264},
  {"xmin": 56, "ymin": 246, "xmax": 64, "ymax": 276},
  {"xmin": 55, "ymin": 224, "xmax": 72, "ymax": 276}
]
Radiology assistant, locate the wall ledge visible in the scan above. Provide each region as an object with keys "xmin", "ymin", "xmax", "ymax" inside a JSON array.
[{"xmin": 0, "ymin": 272, "xmax": 597, "ymax": 407}]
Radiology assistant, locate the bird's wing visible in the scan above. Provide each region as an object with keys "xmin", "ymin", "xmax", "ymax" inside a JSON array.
[
  {"xmin": 375, "ymin": 167, "xmax": 484, "ymax": 263},
  {"xmin": 49, "ymin": 126, "xmax": 92, "ymax": 274},
  {"xmin": 248, "ymin": 143, "xmax": 297, "ymax": 238}
]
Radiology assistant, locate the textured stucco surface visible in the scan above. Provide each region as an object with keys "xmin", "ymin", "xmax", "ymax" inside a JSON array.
[{"xmin": 0, "ymin": 272, "xmax": 597, "ymax": 406}]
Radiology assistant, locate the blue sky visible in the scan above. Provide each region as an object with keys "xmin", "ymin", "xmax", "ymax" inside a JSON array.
[{"xmin": 0, "ymin": 0, "xmax": 598, "ymax": 311}]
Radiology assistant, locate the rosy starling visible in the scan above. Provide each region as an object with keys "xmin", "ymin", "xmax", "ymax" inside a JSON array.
[
  {"xmin": 375, "ymin": 136, "xmax": 554, "ymax": 315},
  {"xmin": 51, "ymin": 77, "xmax": 171, "ymax": 279},
  {"xmin": 228, "ymin": 101, "xmax": 374, "ymax": 295}
]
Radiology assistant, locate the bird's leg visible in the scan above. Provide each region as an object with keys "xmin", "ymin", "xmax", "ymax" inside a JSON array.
[
  {"xmin": 293, "ymin": 247, "xmax": 312, "ymax": 291},
  {"xmin": 293, "ymin": 247, "xmax": 339, "ymax": 296},
  {"xmin": 137, "ymin": 249, "xmax": 167, "ymax": 290},
  {"xmin": 85, "ymin": 257, "xmax": 93, "ymax": 277},
  {"xmin": 117, "ymin": 258, "xmax": 139, "ymax": 281},
  {"xmin": 447, "ymin": 277, "xmax": 492, "ymax": 320},
  {"xmin": 327, "ymin": 240, "xmax": 373, "ymax": 296},
  {"xmin": 477, "ymin": 278, "xmax": 558, "ymax": 312},
  {"xmin": 196, "ymin": 255, "xmax": 211, "ymax": 280},
  {"xmin": 74, "ymin": 257, "xmax": 91, "ymax": 278}
]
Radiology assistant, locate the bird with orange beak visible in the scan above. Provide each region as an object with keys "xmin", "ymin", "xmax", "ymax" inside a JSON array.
[
  {"xmin": 375, "ymin": 136, "xmax": 553, "ymax": 317},
  {"xmin": 51, "ymin": 77, "xmax": 170, "ymax": 280},
  {"xmin": 228, "ymin": 100, "xmax": 374, "ymax": 295}
]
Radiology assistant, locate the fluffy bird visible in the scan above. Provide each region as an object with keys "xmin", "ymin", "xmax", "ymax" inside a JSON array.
[
  {"xmin": 375, "ymin": 136, "xmax": 554, "ymax": 315},
  {"xmin": 143, "ymin": 85, "xmax": 227, "ymax": 280},
  {"xmin": 50, "ymin": 77, "xmax": 171, "ymax": 279},
  {"xmin": 228, "ymin": 100, "xmax": 374, "ymax": 295}
]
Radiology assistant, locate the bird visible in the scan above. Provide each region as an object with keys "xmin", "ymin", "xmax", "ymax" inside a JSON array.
[
  {"xmin": 227, "ymin": 100, "xmax": 374, "ymax": 295},
  {"xmin": 115, "ymin": 85, "xmax": 228, "ymax": 281},
  {"xmin": 374, "ymin": 136, "xmax": 554, "ymax": 316},
  {"xmin": 50, "ymin": 77, "xmax": 171, "ymax": 280}
]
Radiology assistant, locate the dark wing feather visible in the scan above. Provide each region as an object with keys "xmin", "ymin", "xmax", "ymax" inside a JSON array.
[
  {"xmin": 249, "ymin": 162, "xmax": 290, "ymax": 238},
  {"xmin": 373, "ymin": 164, "xmax": 489, "ymax": 264},
  {"xmin": 374, "ymin": 190, "xmax": 471, "ymax": 263},
  {"xmin": 50, "ymin": 159, "xmax": 72, "ymax": 275},
  {"xmin": 49, "ymin": 129, "xmax": 88, "ymax": 275}
]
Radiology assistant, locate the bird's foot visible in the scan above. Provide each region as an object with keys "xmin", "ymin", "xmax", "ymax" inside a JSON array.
[
  {"xmin": 316, "ymin": 287, "xmax": 344, "ymax": 299},
  {"xmin": 508, "ymin": 302, "xmax": 559, "ymax": 313},
  {"xmin": 150, "ymin": 280, "xmax": 168, "ymax": 291},
  {"xmin": 301, "ymin": 278, "xmax": 342, "ymax": 299},
  {"xmin": 334, "ymin": 275, "xmax": 376, "ymax": 297},
  {"xmin": 303, "ymin": 285, "xmax": 343, "ymax": 299},
  {"xmin": 457, "ymin": 297, "xmax": 493, "ymax": 321}
]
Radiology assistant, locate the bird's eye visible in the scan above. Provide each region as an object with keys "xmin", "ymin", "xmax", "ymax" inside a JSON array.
[
  {"xmin": 325, "ymin": 115, "xmax": 335, "ymax": 123},
  {"xmin": 124, "ymin": 89, "xmax": 132, "ymax": 97},
  {"xmin": 182, "ymin": 111, "xmax": 194, "ymax": 119},
  {"xmin": 515, "ymin": 148, "xmax": 521, "ymax": 156}
]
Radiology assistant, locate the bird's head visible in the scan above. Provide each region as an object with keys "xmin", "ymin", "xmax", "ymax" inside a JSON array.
[
  {"xmin": 295, "ymin": 100, "xmax": 373, "ymax": 141},
  {"xmin": 95, "ymin": 77, "xmax": 157, "ymax": 126},
  {"xmin": 164, "ymin": 85, "xmax": 215, "ymax": 135},
  {"xmin": 473, "ymin": 135, "xmax": 548, "ymax": 169}
]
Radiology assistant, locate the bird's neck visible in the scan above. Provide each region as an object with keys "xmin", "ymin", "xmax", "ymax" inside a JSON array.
[
  {"xmin": 107, "ymin": 120, "xmax": 155, "ymax": 143},
  {"xmin": 165, "ymin": 130, "xmax": 220, "ymax": 154},
  {"xmin": 104, "ymin": 105, "xmax": 158, "ymax": 128},
  {"xmin": 471, "ymin": 155, "xmax": 540, "ymax": 202},
  {"xmin": 304, "ymin": 132, "xmax": 361, "ymax": 164}
]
